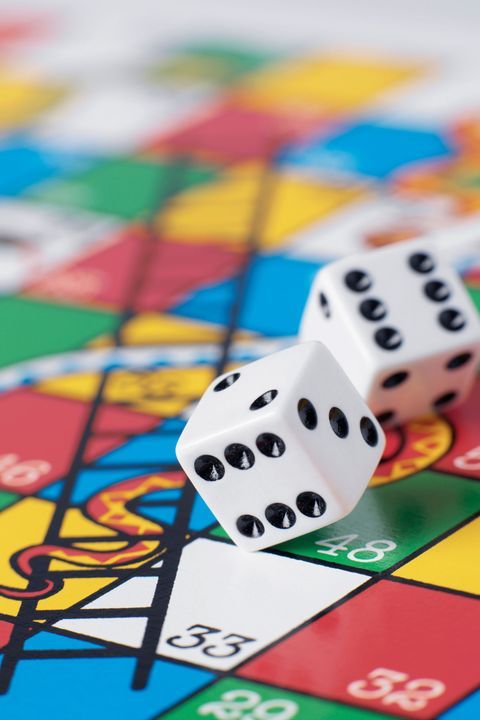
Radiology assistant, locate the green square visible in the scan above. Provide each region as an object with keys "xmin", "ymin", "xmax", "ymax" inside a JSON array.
[
  {"xmin": 0, "ymin": 491, "xmax": 19, "ymax": 510},
  {"xmin": 209, "ymin": 525, "xmax": 229, "ymax": 540},
  {"xmin": 467, "ymin": 283, "xmax": 480, "ymax": 313},
  {"xmin": 456, "ymin": 172, "xmax": 480, "ymax": 189},
  {"xmin": 28, "ymin": 157, "xmax": 218, "ymax": 219},
  {"xmin": 153, "ymin": 43, "xmax": 278, "ymax": 85},
  {"xmin": 0, "ymin": 296, "xmax": 117, "ymax": 368},
  {"xmin": 276, "ymin": 471, "xmax": 480, "ymax": 572},
  {"xmin": 161, "ymin": 677, "xmax": 390, "ymax": 719}
]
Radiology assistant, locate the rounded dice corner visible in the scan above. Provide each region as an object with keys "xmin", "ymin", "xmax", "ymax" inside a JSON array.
[
  {"xmin": 174, "ymin": 437, "xmax": 190, "ymax": 477},
  {"xmin": 376, "ymin": 420, "xmax": 387, "ymax": 456}
]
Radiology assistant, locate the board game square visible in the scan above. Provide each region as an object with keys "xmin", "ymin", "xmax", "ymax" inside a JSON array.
[
  {"xmin": 146, "ymin": 102, "xmax": 329, "ymax": 163},
  {"xmin": 0, "ymin": 68, "xmax": 62, "ymax": 131},
  {"xmin": 161, "ymin": 677, "xmax": 392, "ymax": 720},
  {"xmin": 0, "ymin": 138, "xmax": 91, "ymax": 196},
  {"xmin": 0, "ymin": 656, "xmax": 213, "ymax": 720},
  {"xmin": 276, "ymin": 471, "xmax": 480, "ymax": 572},
  {"xmin": 394, "ymin": 516, "xmax": 480, "ymax": 595},
  {"xmin": 439, "ymin": 689, "xmax": 480, "ymax": 719},
  {"xmin": 232, "ymin": 55, "xmax": 418, "ymax": 112},
  {"xmin": 0, "ymin": 388, "xmax": 120, "ymax": 493},
  {"xmin": 238, "ymin": 579, "xmax": 480, "ymax": 718},
  {"xmin": 434, "ymin": 377, "xmax": 480, "ymax": 480},
  {"xmin": 159, "ymin": 163, "xmax": 363, "ymax": 250},
  {"xmin": 152, "ymin": 42, "xmax": 276, "ymax": 86},
  {"xmin": 0, "ymin": 296, "xmax": 117, "ymax": 369},
  {"xmin": 280, "ymin": 121, "xmax": 453, "ymax": 179},
  {"xmin": 28, "ymin": 157, "xmax": 218, "ymax": 220},
  {"xmin": 53, "ymin": 538, "xmax": 369, "ymax": 672}
]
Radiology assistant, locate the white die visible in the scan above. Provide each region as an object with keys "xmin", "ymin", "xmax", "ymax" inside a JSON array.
[
  {"xmin": 300, "ymin": 239, "xmax": 480, "ymax": 426},
  {"xmin": 176, "ymin": 342, "xmax": 385, "ymax": 552}
]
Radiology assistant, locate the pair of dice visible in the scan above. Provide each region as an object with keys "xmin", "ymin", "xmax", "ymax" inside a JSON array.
[{"xmin": 176, "ymin": 239, "xmax": 480, "ymax": 551}]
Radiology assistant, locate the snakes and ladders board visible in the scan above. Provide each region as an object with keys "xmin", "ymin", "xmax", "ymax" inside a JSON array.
[{"xmin": 0, "ymin": 2, "xmax": 478, "ymax": 718}]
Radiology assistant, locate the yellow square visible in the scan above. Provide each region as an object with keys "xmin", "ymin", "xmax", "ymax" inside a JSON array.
[
  {"xmin": 37, "ymin": 366, "xmax": 216, "ymax": 418},
  {"xmin": 0, "ymin": 68, "xmax": 63, "ymax": 129},
  {"xmin": 232, "ymin": 54, "xmax": 419, "ymax": 113},
  {"xmin": 160, "ymin": 162, "xmax": 363, "ymax": 250},
  {"xmin": 90, "ymin": 313, "xmax": 253, "ymax": 347},
  {"xmin": 394, "ymin": 517, "xmax": 480, "ymax": 595},
  {"xmin": 0, "ymin": 497, "xmax": 54, "ymax": 617}
]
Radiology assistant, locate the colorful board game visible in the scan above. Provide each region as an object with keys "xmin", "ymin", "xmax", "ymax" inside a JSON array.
[{"xmin": 0, "ymin": 3, "xmax": 479, "ymax": 718}]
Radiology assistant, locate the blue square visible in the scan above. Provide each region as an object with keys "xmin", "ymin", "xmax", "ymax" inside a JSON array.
[
  {"xmin": 0, "ymin": 656, "xmax": 213, "ymax": 720},
  {"xmin": 279, "ymin": 121, "xmax": 454, "ymax": 179},
  {"xmin": 439, "ymin": 690, "xmax": 480, "ymax": 719},
  {"xmin": 95, "ymin": 433, "xmax": 179, "ymax": 467},
  {"xmin": 0, "ymin": 136, "xmax": 91, "ymax": 196},
  {"xmin": 172, "ymin": 253, "xmax": 322, "ymax": 337}
]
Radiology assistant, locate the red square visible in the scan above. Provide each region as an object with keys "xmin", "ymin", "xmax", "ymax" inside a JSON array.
[
  {"xmin": 145, "ymin": 102, "xmax": 330, "ymax": 163},
  {"xmin": 434, "ymin": 377, "xmax": 480, "ymax": 479},
  {"xmin": 0, "ymin": 15, "xmax": 46, "ymax": 44},
  {"xmin": 93, "ymin": 404, "xmax": 159, "ymax": 435},
  {"xmin": 238, "ymin": 579, "xmax": 479, "ymax": 718},
  {"xmin": 26, "ymin": 228, "xmax": 244, "ymax": 313},
  {"xmin": 0, "ymin": 389, "xmax": 156, "ymax": 493}
]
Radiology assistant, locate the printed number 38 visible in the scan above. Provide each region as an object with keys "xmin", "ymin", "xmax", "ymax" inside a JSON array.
[
  {"xmin": 198, "ymin": 689, "xmax": 298, "ymax": 720},
  {"xmin": 348, "ymin": 667, "xmax": 445, "ymax": 712}
]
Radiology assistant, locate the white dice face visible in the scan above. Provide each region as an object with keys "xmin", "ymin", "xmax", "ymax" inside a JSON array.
[
  {"xmin": 300, "ymin": 239, "xmax": 480, "ymax": 426},
  {"xmin": 176, "ymin": 342, "xmax": 385, "ymax": 551}
]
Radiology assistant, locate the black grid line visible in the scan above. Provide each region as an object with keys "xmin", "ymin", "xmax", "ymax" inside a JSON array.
[{"xmin": 0, "ymin": 158, "xmax": 190, "ymax": 694}]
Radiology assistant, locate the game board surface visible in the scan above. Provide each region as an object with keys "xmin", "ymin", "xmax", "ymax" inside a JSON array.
[{"xmin": 0, "ymin": 2, "xmax": 479, "ymax": 718}]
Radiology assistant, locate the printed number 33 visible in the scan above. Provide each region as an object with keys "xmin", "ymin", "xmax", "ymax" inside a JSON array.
[{"xmin": 167, "ymin": 624, "xmax": 255, "ymax": 658}]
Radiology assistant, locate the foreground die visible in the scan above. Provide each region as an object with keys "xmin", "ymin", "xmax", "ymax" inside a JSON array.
[
  {"xmin": 176, "ymin": 342, "xmax": 385, "ymax": 551},
  {"xmin": 300, "ymin": 239, "xmax": 480, "ymax": 426}
]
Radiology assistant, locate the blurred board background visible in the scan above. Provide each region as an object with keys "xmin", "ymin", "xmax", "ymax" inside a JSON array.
[{"xmin": 0, "ymin": 2, "xmax": 478, "ymax": 719}]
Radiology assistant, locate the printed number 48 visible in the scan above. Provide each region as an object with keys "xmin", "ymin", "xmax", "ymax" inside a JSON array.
[
  {"xmin": 198, "ymin": 689, "xmax": 298, "ymax": 720},
  {"xmin": 348, "ymin": 667, "xmax": 445, "ymax": 712},
  {"xmin": 315, "ymin": 534, "xmax": 397, "ymax": 563}
]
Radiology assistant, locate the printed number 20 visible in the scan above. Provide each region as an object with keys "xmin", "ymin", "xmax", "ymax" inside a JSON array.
[{"xmin": 198, "ymin": 689, "xmax": 298, "ymax": 719}]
